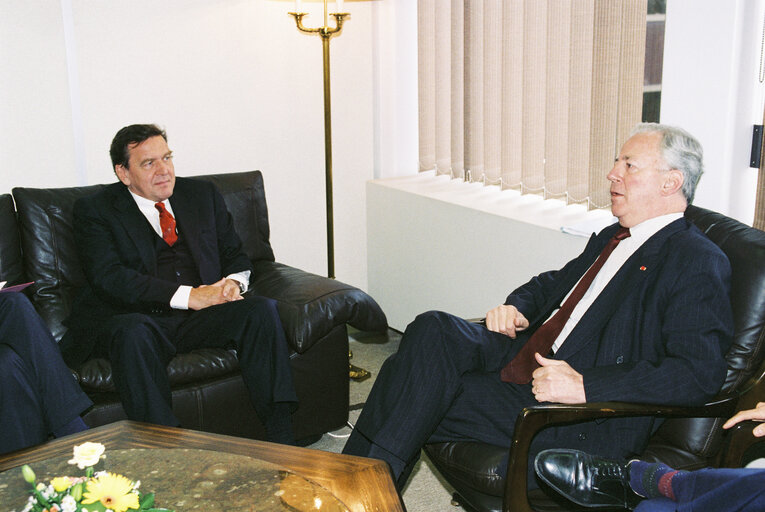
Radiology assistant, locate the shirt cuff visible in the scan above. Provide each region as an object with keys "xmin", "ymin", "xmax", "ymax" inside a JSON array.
[
  {"xmin": 226, "ymin": 270, "xmax": 251, "ymax": 294},
  {"xmin": 170, "ymin": 285, "xmax": 192, "ymax": 310}
]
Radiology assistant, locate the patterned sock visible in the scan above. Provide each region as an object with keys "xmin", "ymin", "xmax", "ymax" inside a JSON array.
[
  {"xmin": 628, "ymin": 460, "xmax": 686, "ymax": 501},
  {"xmin": 53, "ymin": 417, "xmax": 88, "ymax": 438}
]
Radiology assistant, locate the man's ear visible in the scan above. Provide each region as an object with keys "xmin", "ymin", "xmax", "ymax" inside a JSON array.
[
  {"xmin": 115, "ymin": 165, "xmax": 131, "ymax": 186},
  {"xmin": 662, "ymin": 169, "xmax": 684, "ymax": 196}
]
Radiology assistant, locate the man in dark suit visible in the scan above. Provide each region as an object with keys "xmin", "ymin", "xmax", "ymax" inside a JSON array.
[
  {"xmin": 61, "ymin": 124, "xmax": 297, "ymax": 444},
  {"xmin": 343, "ymin": 123, "xmax": 733, "ymax": 489},
  {"xmin": 1, "ymin": 291, "xmax": 91, "ymax": 454}
]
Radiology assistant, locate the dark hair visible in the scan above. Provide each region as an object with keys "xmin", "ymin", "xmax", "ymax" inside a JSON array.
[{"xmin": 109, "ymin": 124, "xmax": 167, "ymax": 169}]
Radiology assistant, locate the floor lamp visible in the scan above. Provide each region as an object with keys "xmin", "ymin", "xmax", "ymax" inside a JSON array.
[
  {"xmin": 289, "ymin": 0, "xmax": 370, "ymax": 381},
  {"xmin": 289, "ymin": 0, "xmax": 348, "ymax": 280}
]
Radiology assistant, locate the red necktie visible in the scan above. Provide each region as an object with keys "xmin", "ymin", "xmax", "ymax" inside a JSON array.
[
  {"xmin": 155, "ymin": 202, "xmax": 178, "ymax": 246},
  {"xmin": 500, "ymin": 227, "xmax": 631, "ymax": 384}
]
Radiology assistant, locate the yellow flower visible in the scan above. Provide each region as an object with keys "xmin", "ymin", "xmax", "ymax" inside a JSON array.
[
  {"xmin": 68, "ymin": 442, "xmax": 105, "ymax": 470},
  {"xmin": 82, "ymin": 472, "xmax": 140, "ymax": 512},
  {"xmin": 50, "ymin": 476, "xmax": 72, "ymax": 492}
]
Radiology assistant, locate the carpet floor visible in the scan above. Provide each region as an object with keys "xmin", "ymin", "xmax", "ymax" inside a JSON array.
[{"xmin": 306, "ymin": 328, "xmax": 464, "ymax": 512}]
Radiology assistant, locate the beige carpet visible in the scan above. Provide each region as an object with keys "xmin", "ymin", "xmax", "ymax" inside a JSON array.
[{"xmin": 307, "ymin": 328, "xmax": 463, "ymax": 512}]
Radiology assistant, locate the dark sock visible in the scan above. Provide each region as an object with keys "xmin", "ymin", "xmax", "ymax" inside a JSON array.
[
  {"xmin": 629, "ymin": 460, "xmax": 686, "ymax": 501},
  {"xmin": 53, "ymin": 417, "xmax": 88, "ymax": 438},
  {"xmin": 264, "ymin": 403, "xmax": 295, "ymax": 446}
]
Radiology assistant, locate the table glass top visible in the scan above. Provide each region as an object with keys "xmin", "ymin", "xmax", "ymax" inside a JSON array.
[{"xmin": 0, "ymin": 447, "xmax": 350, "ymax": 511}]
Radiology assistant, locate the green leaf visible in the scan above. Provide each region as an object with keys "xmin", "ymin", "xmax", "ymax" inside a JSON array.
[{"xmin": 139, "ymin": 492, "xmax": 155, "ymax": 508}]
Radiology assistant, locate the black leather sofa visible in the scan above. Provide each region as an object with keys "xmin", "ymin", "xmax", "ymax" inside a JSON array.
[{"xmin": 0, "ymin": 170, "xmax": 387, "ymax": 444}]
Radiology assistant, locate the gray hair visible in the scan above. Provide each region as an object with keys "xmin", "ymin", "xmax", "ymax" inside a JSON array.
[{"xmin": 629, "ymin": 123, "xmax": 704, "ymax": 204}]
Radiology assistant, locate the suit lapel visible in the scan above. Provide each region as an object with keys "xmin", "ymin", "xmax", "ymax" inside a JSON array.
[
  {"xmin": 110, "ymin": 185, "xmax": 157, "ymax": 273},
  {"xmin": 555, "ymin": 218, "xmax": 688, "ymax": 359}
]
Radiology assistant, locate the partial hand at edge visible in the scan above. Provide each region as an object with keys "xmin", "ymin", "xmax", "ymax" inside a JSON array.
[
  {"xmin": 485, "ymin": 304, "xmax": 529, "ymax": 338},
  {"xmin": 723, "ymin": 401, "xmax": 765, "ymax": 437}
]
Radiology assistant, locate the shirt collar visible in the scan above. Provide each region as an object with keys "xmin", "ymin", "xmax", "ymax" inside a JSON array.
[
  {"xmin": 625, "ymin": 212, "xmax": 684, "ymax": 244},
  {"xmin": 128, "ymin": 189, "xmax": 169, "ymax": 210}
]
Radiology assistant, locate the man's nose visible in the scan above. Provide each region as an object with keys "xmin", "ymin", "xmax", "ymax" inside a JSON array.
[
  {"xmin": 156, "ymin": 160, "xmax": 170, "ymax": 173},
  {"xmin": 607, "ymin": 163, "xmax": 622, "ymax": 182}
]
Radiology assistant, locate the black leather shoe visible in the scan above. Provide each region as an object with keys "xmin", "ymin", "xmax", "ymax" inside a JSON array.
[{"xmin": 534, "ymin": 449, "xmax": 642, "ymax": 510}]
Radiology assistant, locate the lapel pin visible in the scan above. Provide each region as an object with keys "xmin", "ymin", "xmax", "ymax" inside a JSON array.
[{"xmin": 639, "ymin": 265, "xmax": 647, "ymax": 271}]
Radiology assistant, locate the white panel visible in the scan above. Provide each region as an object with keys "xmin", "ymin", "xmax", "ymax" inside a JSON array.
[{"xmin": 367, "ymin": 177, "xmax": 590, "ymax": 331}]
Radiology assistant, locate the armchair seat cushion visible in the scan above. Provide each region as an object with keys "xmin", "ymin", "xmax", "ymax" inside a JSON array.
[
  {"xmin": 76, "ymin": 348, "xmax": 241, "ymax": 392},
  {"xmin": 426, "ymin": 442, "xmax": 506, "ymax": 497}
]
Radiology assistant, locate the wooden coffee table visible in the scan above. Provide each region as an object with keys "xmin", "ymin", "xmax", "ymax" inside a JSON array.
[{"xmin": 0, "ymin": 420, "xmax": 405, "ymax": 512}]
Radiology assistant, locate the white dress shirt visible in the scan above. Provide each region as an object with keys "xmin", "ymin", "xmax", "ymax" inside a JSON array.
[
  {"xmin": 551, "ymin": 212, "xmax": 684, "ymax": 352},
  {"xmin": 128, "ymin": 191, "xmax": 250, "ymax": 309}
]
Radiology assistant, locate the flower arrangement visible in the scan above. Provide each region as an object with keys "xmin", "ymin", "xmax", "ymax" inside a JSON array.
[{"xmin": 18, "ymin": 442, "xmax": 173, "ymax": 512}]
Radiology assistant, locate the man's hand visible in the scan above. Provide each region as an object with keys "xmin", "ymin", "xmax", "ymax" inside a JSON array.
[
  {"xmin": 531, "ymin": 353, "xmax": 585, "ymax": 403},
  {"xmin": 723, "ymin": 401, "xmax": 765, "ymax": 437},
  {"xmin": 485, "ymin": 304, "xmax": 529, "ymax": 338},
  {"xmin": 188, "ymin": 278, "xmax": 243, "ymax": 310}
]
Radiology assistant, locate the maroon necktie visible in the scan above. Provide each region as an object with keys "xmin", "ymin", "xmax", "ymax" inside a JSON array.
[
  {"xmin": 500, "ymin": 226, "xmax": 631, "ymax": 384},
  {"xmin": 155, "ymin": 202, "xmax": 178, "ymax": 246}
]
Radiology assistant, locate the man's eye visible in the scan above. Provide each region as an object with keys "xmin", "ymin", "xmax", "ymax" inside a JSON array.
[
  {"xmin": 142, "ymin": 160, "xmax": 154, "ymax": 168},
  {"xmin": 164, "ymin": 155, "xmax": 173, "ymax": 161}
]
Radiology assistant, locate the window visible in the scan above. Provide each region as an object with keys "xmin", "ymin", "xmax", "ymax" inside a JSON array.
[{"xmin": 643, "ymin": 0, "xmax": 666, "ymax": 122}]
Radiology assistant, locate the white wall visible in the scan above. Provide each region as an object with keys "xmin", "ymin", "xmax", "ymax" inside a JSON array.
[
  {"xmin": 0, "ymin": 0, "xmax": 378, "ymax": 290},
  {"xmin": 661, "ymin": 0, "xmax": 765, "ymax": 223}
]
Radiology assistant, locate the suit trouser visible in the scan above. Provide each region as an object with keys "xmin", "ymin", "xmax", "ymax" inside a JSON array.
[
  {"xmin": 343, "ymin": 310, "xmax": 535, "ymax": 485},
  {"xmin": 86, "ymin": 295, "xmax": 296, "ymax": 427},
  {"xmin": 0, "ymin": 292, "xmax": 92, "ymax": 454},
  {"xmin": 634, "ymin": 468, "xmax": 765, "ymax": 512}
]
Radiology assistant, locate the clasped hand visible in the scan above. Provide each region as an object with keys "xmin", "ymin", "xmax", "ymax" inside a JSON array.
[
  {"xmin": 485, "ymin": 304, "xmax": 585, "ymax": 403},
  {"xmin": 188, "ymin": 278, "xmax": 242, "ymax": 310}
]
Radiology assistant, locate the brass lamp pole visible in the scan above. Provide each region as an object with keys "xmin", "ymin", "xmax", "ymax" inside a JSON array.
[
  {"xmin": 289, "ymin": 1, "xmax": 349, "ymax": 280},
  {"xmin": 289, "ymin": 2, "xmax": 369, "ymax": 381}
]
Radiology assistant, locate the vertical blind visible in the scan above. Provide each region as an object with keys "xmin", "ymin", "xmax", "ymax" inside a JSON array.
[{"xmin": 418, "ymin": 0, "xmax": 647, "ymax": 209}]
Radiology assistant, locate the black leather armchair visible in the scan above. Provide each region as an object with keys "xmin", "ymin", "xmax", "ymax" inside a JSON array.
[
  {"xmin": 424, "ymin": 205, "xmax": 765, "ymax": 512},
  {"xmin": 2, "ymin": 170, "xmax": 387, "ymax": 443}
]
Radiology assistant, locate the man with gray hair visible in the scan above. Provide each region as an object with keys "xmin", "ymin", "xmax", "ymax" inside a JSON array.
[{"xmin": 344, "ymin": 123, "xmax": 733, "ymax": 491}]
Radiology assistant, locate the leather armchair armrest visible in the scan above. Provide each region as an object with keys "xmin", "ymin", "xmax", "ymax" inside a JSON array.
[
  {"xmin": 502, "ymin": 399, "xmax": 737, "ymax": 512},
  {"xmin": 721, "ymin": 421, "xmax": 765, "ymax": 468},
  {"xmin": 249, "ymin": 260, "xmax": 387, "ymax": 353}
]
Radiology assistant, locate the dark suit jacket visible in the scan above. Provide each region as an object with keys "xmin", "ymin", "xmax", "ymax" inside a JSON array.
[
  {"xmin": 61, "ymin": 178, "xmax": 252, "ymax": 365},
  {"xmin": 506, "ymin": 218, "xmax": 733, "ymax": 460}
]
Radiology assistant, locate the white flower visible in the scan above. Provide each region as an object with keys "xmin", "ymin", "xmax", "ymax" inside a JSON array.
[
  {"xmin": 61, "ymin": 495, "xmax": 78, "ymax": 512},
  {"xmin": 68, "ymin": 442, "xmax": 105, "ymax": 469}
]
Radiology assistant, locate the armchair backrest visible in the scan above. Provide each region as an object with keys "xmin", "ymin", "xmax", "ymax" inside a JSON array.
[
  {"xmin": 11, "ymin": 170, "xmax": 273, "ymax": 341},
  {"xmin": 643, "ymin": 205, "xmax": 765, "ymax": 469}
]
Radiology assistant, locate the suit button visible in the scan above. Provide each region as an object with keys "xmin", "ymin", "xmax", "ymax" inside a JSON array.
[
  {"xmin": 578, "ymin": 433, "xmax": 587, "ymax": 441},
  {"xmin": 176, "ymin": 271, "xmax": 181, "ymax": 277},
  {"xmin": 616, "ymin": 356, "xmax": 624, "ymax": 364}
]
